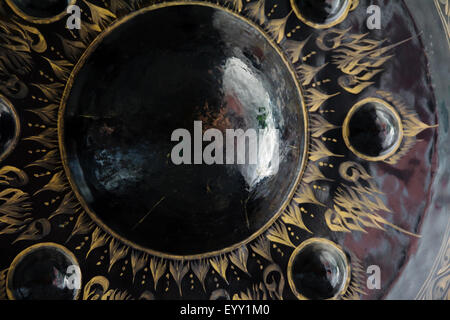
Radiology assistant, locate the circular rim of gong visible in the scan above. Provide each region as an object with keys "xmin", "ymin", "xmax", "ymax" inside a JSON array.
[
  {"xmin": 58, "ymin": 1, "xmax": 309, "ymax": 260},
  {"xmin": 0, "ymin": 94, "xmax": 21, "ymax": 163},
  {"xmin": 6, "ymin": 242, "xmax": 82, "ymax": 300},
  {"xmin": 287, "ymin": 237, "xmax": 351, "ymax": 300},
  {"xmin": 342, "ymin": 97, "xmax": 404, "ymax": 162},
  {"xmin": 5, "ymin": 0, "xmax": 77, "ymax": 25},
  {"xmin": 290, "ymin": 0, "xmax": 352, "ymax": 29}
]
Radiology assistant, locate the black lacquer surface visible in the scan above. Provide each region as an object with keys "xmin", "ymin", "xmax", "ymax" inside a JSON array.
[
  {"xmin": 8, "ymin": 0, "xmax": 70, "ymax": 18},
  {"xmin": 62, "ymin": 5, "xmax": 305, "ymax": 256}
]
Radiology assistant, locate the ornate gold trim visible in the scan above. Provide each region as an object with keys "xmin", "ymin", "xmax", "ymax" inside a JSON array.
[
  {"xmin": 342, "ymin": 97, "xmax": 404, "ymax": 162},
  {"xmin": 287, "ymin": 237, "xmax": 351, "ymax": 300},
  {"xmin": 57, "ymin": 1, "xmax": 309, "ymax": 260}
]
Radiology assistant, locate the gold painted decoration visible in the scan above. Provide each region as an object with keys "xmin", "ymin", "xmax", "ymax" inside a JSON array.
[{"xmin": 0, "ymin": 0, "xmax": 444, "ymax": 301}]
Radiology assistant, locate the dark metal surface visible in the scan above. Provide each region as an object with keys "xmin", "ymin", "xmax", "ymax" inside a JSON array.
[{"xmin": 0, "ymin": 0, "xmax": 447, "ymax": 301}]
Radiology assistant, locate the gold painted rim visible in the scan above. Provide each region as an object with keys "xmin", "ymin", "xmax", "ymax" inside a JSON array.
[
  {"xmin": 342, "ymin": 97, "xmax": 404, "ymax": 162},
  {"xmin": 287, "ymin": 238, "xmax": 351, "ymax": 300},
  {"xmin": 0, "ymin": 95, "xmax": 21, "ymax": 164},
  {"xmin": 58, "ymin": 1, "xmax": 309, "ymax": 260},
  {"xmin": 290, "ymin": 0, "xmax": 352, "ymax": 29},
  {"xmin": 6, "ymin": 242, "xmax": 81, "ymax": 300},
  {"xmin": 5, "ymin": 0, "xmax": 76, "ymax": 24}
]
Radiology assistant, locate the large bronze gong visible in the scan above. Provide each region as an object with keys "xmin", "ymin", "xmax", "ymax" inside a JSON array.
[{"xmin": 0, "ymin": 0, "xmax": 448, "ymax": 301}]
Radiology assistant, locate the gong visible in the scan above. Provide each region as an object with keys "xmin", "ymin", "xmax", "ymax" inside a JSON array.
[{"xmin": 0, "ymin": 0, "xmax": 448, "ymax": 301}]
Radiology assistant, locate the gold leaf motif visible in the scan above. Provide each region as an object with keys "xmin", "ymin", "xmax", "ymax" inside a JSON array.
[
  {"xmin": 0, "ymin": 21, "xmax": 46, "ymax": 54},
  {"xmin": 0, "ymin": 20, "xmax": 32, "ymax": 53},
  {"xmin": 309, "ymin": 114, "xmax": 339, "ymax": 138},
  {"xmin": 26, "ymin": 149, "xmax": 61, "ymax": 171},
  {"xmin": 309, "ymin": 138, "xmax": 344, "ymax": 161},
  {"xmin": 108, "ymin": 238, "xmax": 129, "ymax": 272},
  {"xmin": 83, "ymin": 276, "xmax": 110, "ymax": 300},
  {"xmin": 332, "ymin": 34, "xmax": 411, "ymax": 94},
  {"xmin": 224, "ymin": 0, "xmax": 243, "ymax": 13},
  {"xmin": 31, "ymin": 83, "xmax": 64, "ymax": 102},
  {"xmin": 267, "ymin": 222, "xmax": 295, "ymax": 248},
  {"xmin": 19, "ymin": 24, "xmax": 47, "ymax": 53},
  {"xmin": 34, "ymin": 170, "xmax": 68, "ymax": 195},
  {"xmin": 245, "ymin": 0, "xmax": 266, "ymax": 25},
  {"xmin": 109, "ymin": 0, "xmax": 133, "ymax": 13},
  {"xmin": 376, "ymin": 91, "xmax": 437, "ymax": 163},
  {"xmin": 149, "ymin": 257, "xmax": 167, "ymax": 291},
  {"xmin": 79, "ymin": 22, "xmax": 102, "ymax": 44},
  {"xmin": 229, "ymin": 246, "xmax": 249, "ymax": 275},
  {"xmin": 130, "ymin": 251, "xmax": 148, "ymax": 283},
  {"xmin": 403, "ymin": 115, "xmax": 438, "ymax": 137},
  {"xmin": 384, "ymin": 136, "xmax": 416, "ymax": 165},
  {"xmin": 24, "ymin": 127, "xmax": 58, "ymax": 149},
  {"xmin": 13, "ymin": 218, "xmax": 50, "ymax": 243},
  {"xmin": 304, "ymin": 88, "xmax": 340, "ymax": 113},
  {"xmin": 250, "ymin": 237, "xmax": 273, "ymax": 263},
  {"xmin": 293, "ymin": 183, "xmax": 325, "ymax": 207},
  {"xmin": 49, "ymin": 191, "xmax": 78, "ymax": 219},
  {"xmin": 67, "ymin": 211, "xmax": 94, "ymax": 243},
  {"xmin": 297, "ymin": 63, "xmax": 327, "ymax": 86},
  {"xmin": 338, "ymin": 75, "xmax": 375, "ymax": 94},
  {"xmin": 342, "ymin": 253, "xmax": 366, "ymax": 300},
  {"xmin": 43, "ymin": 58, "xmax": 73, "ymax": 81},
  {"xmin": 281, "ymin": 204, "xmax": 312, "ymax": 233},
  {"xmin": 191, "ymin": 260, "xmax": 210, "ymax": 292},
  {"xmin": 303, "ymin": 163, "xmax": 333, "ymax": 184},
  {"xmin": 210, "ymin": 255, "xmax": 229, "ymax": 284},
  {"xmin": 266, "ymin": 11, "xmax": 292, "ymax": 44},
  {"xmin": 0, "ymin": 188, "xmax": 32, "ymax": 235},
  {"xmin": 57, "ymin": 35, "xmax": 86, "ymax": 62},
  {"xmin": 349, "ymin": 0, "xmax": 360, "ymax": 11},
  {"xmin": 0, "ymin": 166, "xmax": 28, "ymax": 187},
  {"xmin": 169, "ymin": 261, "xmax": 190, "ymax": 296},
  {"xmin": 331, "ymin": 184, "xmax": 418, "ymax": 237},
  {"xmin": 86, "ymin": 227, "xmax": 109, "ymax": 258},
  {"xmin": 84, "ymin": 0, "xmax": 117, "ymax": 30},
  {"xmin": 26, "ymin": 104, "xmax": 59, "ymax": 125},
  {"xmin": 377, "ymin": 92, "xmax": 435, "ymax": 135},
  {"xmin": 325, "ymin": 208, "xmax": 353, "ymax": 233},
  {"xmin": 284, "ymin": 37, "xmax": 310, "ymax": 64}
]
